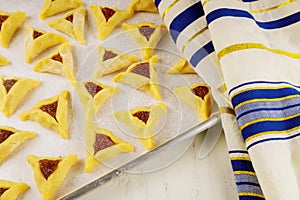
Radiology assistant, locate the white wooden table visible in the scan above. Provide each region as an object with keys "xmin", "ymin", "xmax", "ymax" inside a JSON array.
[{"xmin": 77, "ymin": 133, "xmax": 238, "ymax": 200}]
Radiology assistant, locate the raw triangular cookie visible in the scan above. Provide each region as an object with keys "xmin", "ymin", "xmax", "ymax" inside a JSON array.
[
  {"xmin": 90, "ymin": 5, "xmax": 133, "ymax": 40},
  {"xmin": 33, "ymin": 42, "xmax": 75, "ymax": 85},
  {"xmin": 39, "ymin": 0, "xmax": 83, "ymax": 19},
  {"xmin": 173, "ymin": 84, "xmax": 212, "ymax": 121},
  {"xmin": 128, "ymin": 0, "xmax": 158, "ymax": 13},
  {"xmin": 93, "ymin": 46, "xmax": 140, "ymax": 77},
  {"xmin": 0, "ymin": 11, "xmax": 26, "ymax": 48},
  {"xmin": 114, "ymin": 102, "xmax": 167, "ymax": 150},
  {"xmin": 19, "ymin": 90, "xmax": 70, "ymax": 139},
  {"xmin": 75, "ymin": 81, "xmax": 119, "ymax": 115},
  {"xmin": 84, "ymin": 123, "xmax": 134, "ymax": 172},
  {"xmin": 165, "ymin": 57, "xmax": 196, "ymax": 74},
  {"xmin": 0, "ymin": 76, "xmax": 40, "ymax": 117},
  {"xmin": 113, "ymin": 55, "xmax": 161, "ymax": 100},
  {"xmin": 0, "ymin": 126, "xmax": 36, "ymax": 164},
  {"xmin": 0, "ymin": 55, "xmax": 9, "ymax": 66},
  {"xmin": 27, "ymin": 154, "xmax": 77, "ymax": 200},
  {"xmin": 24, "ymin": 25, "xmax": 66, "ymax": 64},
  {"xmin": 0, "ymin": 180, "xmax": 29, "ymax": 200},
  {"xmin": 122, "ymin": 22, "xmax": 166, "ymax": 59},
  {"xmin": 48, "ymin": 7, "xmax": 86, "ymax": 44}
]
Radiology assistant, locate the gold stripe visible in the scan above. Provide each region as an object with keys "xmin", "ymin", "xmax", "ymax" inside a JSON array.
[
  {"xmin": 219, "ymin": 107, "xmax": 236, "ymax": 116},
  {"xmin": 162, "ymin": 0, "xmax": 180, "ymax": 20},
  {"xmin": 230, "ymin": 85, "xmax": 299, "ymax": 100},
  {"xmin": 239, "ymin": 193, "xmax": 265, "ymax": 198},
  {"xmin": 250, "ymin": 0, "xmax": 295, "ymax": 13},
  {"xmin": 231, "ymin": 156, "xmax": 250, "ymax": 161},
  {"xmin": 245, "ymin": 125, "xmax": 300, "ymax": 143},
  {"xmin": 218, "ymin": 43, "xmax": 300, "ymax": 61},
  {"xmin": 234, "ymin": 94, "xmax": 300, "ymax": 110},
  {"xmin": 202, "ymin": 0, "xmax": 210, "ymax": 6},
  {"xmin": 241, "ymin": 112, "xmax": 300, "ymax": 130},
  {"xmin": 182, "ymin": 27, "xmax": 208, "ymax": 53},
  {"xmin": 217, "ymin": 83, "xmax": 227, "ymax": 93},
  {"xmin": 234, "ymin": 171, "xmax": 256, "ymax": 176}
]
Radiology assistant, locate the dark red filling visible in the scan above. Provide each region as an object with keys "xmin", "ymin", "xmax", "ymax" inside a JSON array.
[
  {"xmin": 65, "ymin": 14, "xmax": 73, "ymax": 23},
  {"xmin": 93, "ymin": 134, "xmax": 115, "ymax": 155},
  {"xmin": 132, "ymin": 111, "xmax": 150, "ymax": 124},
  {"xmin": 192, "ymin": 86, "xmax": 209, "ymax": 99},
  {"xmin": 103, "ymin": 50, "xmax": 117, "ymax": 61},
  {"xmin": 51, "ymin": 53, "xmax": 63, "ymax": 63},
  {"xmin": 101, "ymin": 7, "xmax": 116, "ymax": 22},
  {"xmin": 0, "ymin": 15, "xmax": 9, "ymax": 31},
  {"xmin": 40, "ymin": 101, "xmax": 58, "ymax": 121},
  {"xmin": 3, "ymin": 79, "xmax": 17, "ymax": 93},
  {"xmin": 0, "ymin": 188, "xmax": 9, "ymax": 197},
  {"xmin": 39, "ymin": 159, "xmax": 60, "ymax": 180},
  {"xmin": 138, "ymin": 26, "xmax": 155, "ymax": 41},
  {"xmin": 85, "ymin": 82, "xmax": 103, "ymax": 97},
  {"xmin": 131, "ymin": 63, "xmax": 150, "ymax": 78},
  {"xmin": 0, "ymin": 129, "xmax": 14, "ymax": 144},
  {"xmin": 33, "ymin": 30, "xmax": 43, "ymax": 39}
]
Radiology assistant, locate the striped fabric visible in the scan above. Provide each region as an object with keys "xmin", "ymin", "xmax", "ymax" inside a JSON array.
[{"xmin": 155, "ymin": 0, "xmax": 300, "ymax": 199}]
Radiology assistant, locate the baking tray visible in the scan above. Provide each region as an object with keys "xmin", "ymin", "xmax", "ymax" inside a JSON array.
[{"xmin": 0, "ymin": 0, "xmax": 220, "ymax": 199}]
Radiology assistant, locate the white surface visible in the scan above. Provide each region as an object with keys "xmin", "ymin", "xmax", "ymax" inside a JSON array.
[{"xmin": 77, "ymin": 133, "xmax": 238, "ymax": 200}]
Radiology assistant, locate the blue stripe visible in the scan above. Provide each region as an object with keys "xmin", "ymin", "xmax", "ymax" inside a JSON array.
[
  {"xmin": 231, "ymin": 88, "xmax": 300, "ymax": 108},
  {"xmin": 240, "ymin": 196, "xmax": 265, "ymax": 200},
  {"xmin": 231, "ymin": 160, "xmax": 255, "ymax": 172},
  {"xmin": 242, "ymin": 0, "xmax": 258, "ymax": 2},
  {"xmin": 247, "ymin": 132, "xmax": 300, "ymax": 149},
  {"xmin": 236, "ymin": 182, "xmax": 261, "ymax": 187},
  {"xmin": 190, "ymin": 41, "xmax": 214, "ymax": 67},
  {"xmin": 229, "ymin": 81, "xmax": 300, "ymax": 96},
  {"xmin": 206, "ymin": 8, "xmax": 300, "ymax": 30},
  {"xmin": 154, "ymin": 0, "xmax": 161, "ymax": 7},
  {"xmin": 236, "ymin": 102, "xmax": 300, "ymax": 121},
  {"xmin": 229, "ymin": 150, "xmax": 248, "ymax": 154},
  {"xmin": 242, "ymin": 115, "xmax": 300, "ymax": 140},
  {"xmin": 169, "ymin": 2, "xmax": 204, "ymax": 42}
]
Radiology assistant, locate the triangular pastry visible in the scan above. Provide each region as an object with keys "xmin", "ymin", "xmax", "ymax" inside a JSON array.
[
  {"xmin": 90, "ymin": 5, "xmax": 133, "ymax": 40},
  {"xmin": 48, "ymin": 7, "xmax": 86, "ymax": 44},
  {"xmin": 173, "ymin": 83, "xmax": 212, "ymax": 121},
  {"xmin": 122, "ymin": 22, "xmax": 166, "ymax": 59},
  {"xmin": 33, "ymin": 42, "xmax": 75, "ymax": 85},
  {"xmin": 39, "ymin": 0, "xmax": 84, "ymax": 19},
  {"xmin": 0, "ymin": 180, "xmax": 29, "ymax": 200},
  {"xmin": 113, "ymin": 55, "xmax": 161, "ymax": 100},
  {"xmin": 75, "ymin": 81, "xmax": 119, "ymax": 116},
  {"xmin": 27, "ymin": 154, "xmax": 77, "ymax": 200},
  {"xmin": 128, "ymin": 0, "xmax": 158, "ymax": 13},
  {"xmin": 0, "ymin": 126, "xmax": 36, "ymax": 164},
  {"xmin": 0, "ymin": 76, "xmax": 40, "ymax": 117},
  {"xmin": 24, "ymin": 25, "xmax": 66, "ymax": 64},
  {"xmin": 19, "ymin": 90, "xmax": 70, "ymax": 139},
  {"xmin": 93, "ymin": 46, "xmax": 140, "ymax": 77},
  {"xmin": 0, "ymin": 55, "xmax": 9, "ymax": 66},
  {"xmin": 84, "ymin": 123, "xmax": 134, "ymax": 172},
  {"xmin": 114, "ymin": 102, "xmax": 167, "ymax": 150},
  {"xmin": 165, "ymin": 57, "xmax": 196, "ymax": 74},
  {"xmin": 0, "ymin": 11, "xmax": 26, "ymax": 48}
]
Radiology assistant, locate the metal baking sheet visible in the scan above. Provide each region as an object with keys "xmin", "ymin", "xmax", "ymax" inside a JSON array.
[{"xmin": 0, "ymin": 0, "xmax": 219, "ymax": 199}]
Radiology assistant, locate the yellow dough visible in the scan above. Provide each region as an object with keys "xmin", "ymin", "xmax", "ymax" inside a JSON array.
[
  {"xmin": 19, "ymin": 90, "xmax": 70, "ymax": 139},
  {"xmin": 33, "ymin": 42, "xmax": 75, "ymax": 85},
  {"xmin": 113, "ymin": 55, "xmax": 161, "ymax": 100},
  {"xmin": 27, "ymin": 154, "xmax": 78, "ymax": 200},
  {"xmin": 93, "ymin": 46, "xmax": 140, "ymax": 77},
  {"xmin": 84, "ymin": 123, "xmax": 134, "ymax": 172},
  {"xmin": 173, "ymin": 83, "xmax": 212, "ymax": 121},
  {"xmin": 90, "ymin": 5, "xmax": 133, "ymax": 40},
  {"xmin": 48, "ymin": 7, "xmax": 86, "ymax": 44},
  {"xmin": 0, "ymin": 126, "xmax": 36, "ymax": 164},
  {"xmin": 0, "ymin": 11, "xmax": 26, "ymax": 48},
  {"xmin": 0, "ymin": 180, "xmax": 29, "ymax": 200},
  {"xmin": 0, "ymin": 55, "xmax": 9, "ymax": 66},
  {"xmin": 75, "ymin": 81, "xmax": 119, "ymax": 116},
  {"xmin": 0, "ymin": 76, "xmax": 40, "ymax": 117},
  {"xmin": 114, "ymin": 102, "xmax": 167, "ymax": 150},
  {"xmin": 39, "ymin": 0, "xmax": 83, "ymax": 19},
  {"xmin": 122, "ymin": 22, "xmax": 166, "ymax": 59},
  {"xmin": 128, "ymin": 0, "xmax": 158, "ymax": 13},
  {"xmin": 24, "ymin": 25, "xmax": 66, "ymax": 64},
  {"xmin": 165, "ymin": 57, "xmax": 196, "ymax": 74}
]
